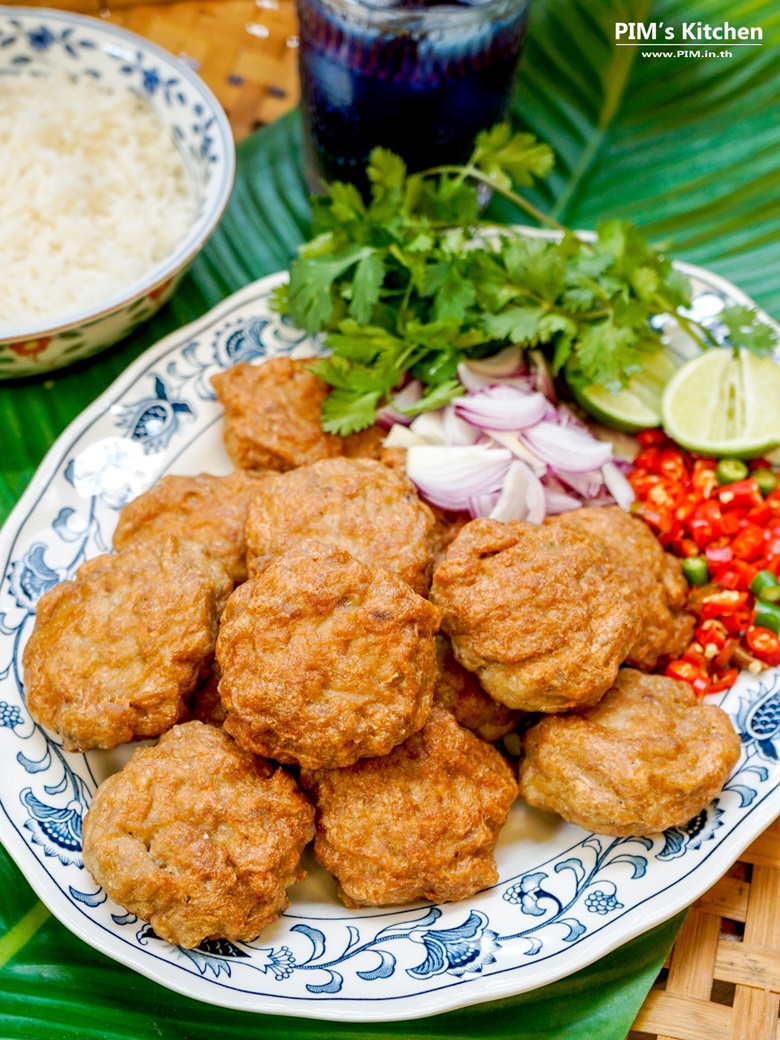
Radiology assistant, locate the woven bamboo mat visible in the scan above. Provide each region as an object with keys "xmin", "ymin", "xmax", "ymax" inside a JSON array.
[
  {"xmin": 10, "ymin": 3, "xmax": 780, "ymax": 1035},
  {"xmin": 16, "ymin": 0, "xmax": 300, "ymax": 139},
  {"xmin": 629, "ymin": 814, "xmax": 780, "ymax": 1040}
]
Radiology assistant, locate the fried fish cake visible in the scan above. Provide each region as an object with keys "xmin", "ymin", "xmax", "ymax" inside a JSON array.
[
  {"xmin": 217, "ymin": 540, "xmax": 440, "ymax": 769},
  {"xmin": 82, "ymin": 721, "xmax": 315, "ymax": 948},
  {"xmin": 113, "ymin": 470, "xmax": 269, "ymax": 584},
  {"xmin": 245, "ymin": 457, "xmax": 437, "ymax": 595},
  {"xmin": 433, "ymin": 636, "xmax": 523, "ymax": 743},
  {"xmin": 23, "ymin": 536, "xmax": 232, "ymax": 752},
  {"xmin": 300, "ymin": 706, "xmax": 518, "ymax": 907},
  {"xmin": 184, "ymin": 670, "xmax": 227, "ymax": 728},
  {"xmin": 518, "ymin": 669, "xmax": 741, "ymax": 836},
  {"xmin": 430, "ymin": 518, "xmax": 640, "ymax": 713},
  {"xmin": 548, "ymin": 506, "xmax": 695, "ymax": 670},
  {"xmin": 210, "ymin": 358, "xmax": 340, "ymax": 472}
]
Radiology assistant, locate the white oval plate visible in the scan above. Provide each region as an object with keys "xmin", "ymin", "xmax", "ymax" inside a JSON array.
[{"xmin": 1, "ymin": 264, "xmax": 780, "ymax": 1023}]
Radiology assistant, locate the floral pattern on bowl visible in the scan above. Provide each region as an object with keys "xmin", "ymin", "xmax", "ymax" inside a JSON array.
[{"xmin": 0, "ymin": 7, "xmax": 235, "ymax": 378}]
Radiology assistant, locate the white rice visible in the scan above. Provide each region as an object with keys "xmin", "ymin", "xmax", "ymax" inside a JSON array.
[{"xmin": 0, "ymin": 73, "xmax": 197, "ymax": 331}]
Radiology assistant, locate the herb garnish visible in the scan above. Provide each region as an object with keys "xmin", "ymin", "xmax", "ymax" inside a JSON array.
[{"xmin": 273, "ymin": 126, "xmax": 776, "ymax": 436}]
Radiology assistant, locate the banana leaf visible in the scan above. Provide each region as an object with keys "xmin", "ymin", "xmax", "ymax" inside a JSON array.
[{"xmin": 1, "ymin": 0, "xmax": 778, "ymax": 1034}]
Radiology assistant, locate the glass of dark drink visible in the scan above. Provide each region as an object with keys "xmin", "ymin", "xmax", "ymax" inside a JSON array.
[{"xmin": 296, "ymin": 0, "xmax": 531, "ymax": 193}]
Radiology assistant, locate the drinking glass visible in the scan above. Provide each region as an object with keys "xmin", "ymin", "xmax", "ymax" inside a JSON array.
[{"xmin": 296, "ymin": 0, "xmax": 531, "ymax": 192}]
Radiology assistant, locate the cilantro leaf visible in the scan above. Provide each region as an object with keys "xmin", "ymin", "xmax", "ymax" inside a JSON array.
[
  {"xmin": 722, "ymin": 305, "xmax": 778, "ymax": 356},
  {"xmin": 279, "ymin": 126, "xmax": 752, "ymax": 434},
  {"xmin": 472, "ymin": 125, "xmax": 555, "ymax": 190},
  {"xmin": 574, "ymin": 321, "xmax": 642, "ymax": 392},
  {"xmin": 320, "ymin": 388, "xmax": 384, "ymax": 436},
  {"xmin": 399, "ymin": 379, "xmax": 464, "ymax": 416},
  {"xmin": 367, "ymin": 148, "xmax": 407, "ymax": 192},
  {"xmin": 287, "ymin": 245, "xmax": 375, "ymax": 335},
  {"xmin": 483, "ymin": 306, "xmax": 547, "ymax": 346},
  {"xmin": 348, "ymin": 252, "xmax": 385, "ymax": 324}
]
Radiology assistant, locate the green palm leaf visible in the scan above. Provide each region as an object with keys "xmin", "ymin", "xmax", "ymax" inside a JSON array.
[{"xmin": 492, "ymin": 0, "xmax": 780, "ymax": 315}]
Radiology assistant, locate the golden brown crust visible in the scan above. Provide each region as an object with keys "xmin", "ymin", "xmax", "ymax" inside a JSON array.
[
  {"xmin": 210, "ymin": 358, "xmax": 340, "ymax": 471},
  {"xmin": 23, "ymin": 537, "xmax": 232, "ymax": 752},
  {"xmin": 217, "ymin": 540, "xmax": 440, "ymax": 769},
  {"xmin": 82, "ymin": 722, "xmax": 315, "ymax": 948},
  {"xmin": 244, "ymin": 457, "xmax": 437, "ymax": 596},
  {"xmin": 339, "ymin": 424, "xmax": 387, "ymax": 460},
  {"xmin": 430, "ymin": 518, "xmax": 641, "ymax": 713},
  {"xmin": 113, "ymin": 470, "xmax": 269, "ymax": 584},
  {"xmin": 518, "ymin": 668, "xmax": 741, "ymax": 836},
  {"xmin": 300, "ymin": 706, "xmax": 518, "ymax": 907},
  {"xmin": 433, "ymin": 636, "xmax": 523, "ymax": 743},
  {"xmin": 548, "ymin": 507, "xmax": 695, "ymax": 669},
  {"xmin": 184, "ymin": 670, "xmax": 227, "ymax": 728}
]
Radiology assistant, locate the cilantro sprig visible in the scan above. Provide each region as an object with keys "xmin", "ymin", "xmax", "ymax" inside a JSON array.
[{"xmin": 273, "ymin": 126, "xmax": 777, "ymax": 436}]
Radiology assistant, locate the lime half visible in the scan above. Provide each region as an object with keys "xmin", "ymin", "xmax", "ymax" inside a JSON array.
[
  {"xmin": 569, "ymin": 348, "xmax": 680, "ymax": 432},
  {"xmin": 661, "ymin": 349, "xmax": 780, "ymax": 458}
]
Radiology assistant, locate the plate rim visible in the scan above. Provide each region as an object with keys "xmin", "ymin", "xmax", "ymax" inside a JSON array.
[{"xmin": 1, "ymin": 254, "xmax": 779, "ymax": 1022}]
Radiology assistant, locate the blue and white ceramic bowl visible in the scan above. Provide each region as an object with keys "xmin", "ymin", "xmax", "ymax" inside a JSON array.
[{"xmin": 0, "ymin": 7, "xmax": 235, "ymax": 378}]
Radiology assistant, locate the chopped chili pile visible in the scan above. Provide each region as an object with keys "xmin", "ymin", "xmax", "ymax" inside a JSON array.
[{"xmin": 628, "ymin": 429, "xmax": 780, "ymax": 695}]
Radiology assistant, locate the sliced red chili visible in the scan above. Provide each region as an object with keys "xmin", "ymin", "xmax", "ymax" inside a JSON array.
[
  {"xmin": 708, "ymin": 668, "xmax": 739, "ymax": 692},
  {"xmin": 731, "ymin": 523, "xmax": 765, "ymax": 562},
  {"xmin": 745, "ymin": 625, "xmax": 780, "ymax": 667},
  {"xmin": 718, "ymin": 479, "xmax": 763, "ymax": 509},
  {"xmin": 698, "ymin": 589, "xmax": 749, "ymax": 619},
  {"xmin": 705, "ymin": 544, "xmax": 733, "ymax": 567},
  {"xmin": 637, "ymin": 429, "xmax": 667, "ymax": 447},
  {"xmin": 657, "ymin": 448, "xmax": 689, "ymax": 483}
]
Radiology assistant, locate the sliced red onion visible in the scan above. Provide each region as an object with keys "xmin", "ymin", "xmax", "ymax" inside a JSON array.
[
  {"xmin": 521, "ymin": 422, "xmax": 613, "ymax": 473},
  {"xmin": 556, "ymin": 469, "xmax": 605, "ymax": 499},
  {"xmin": 486, "ymin": 430, "xmax": 547, "ymax": 475},
  {"xmin": 456, "ymin": 361, "xmax": 535, "ymax": 394},
  {"xmin": 490, "ymin": 459, "xmax": 547, "ymax": 524},
  {"xmin": 543, "ymin": 486, "xmax": 584, "ymax": 514},
  {"xmin": 527, "ymin": 349, "xmax": 557, "ymax": 404},
  {"xmin": 376, "ymin": 380, "xmax": 423, "ymax": 427},
  {"xmin": 409, "ymin": 410, "xmax": 447, "ymax": 445},
  {"xmin": 383, "ymin": 425, "xmax": 428, "ymax": 449},
  {"xmin": 406, "ymin": 445, "xmax": 512, "ymax": 511},
  {"xmin": 555, "ymin": 403, "xmax": 591, "ymax": 431},
  {"xmin": 602, "ymin": 461, "xmax": 635, "ymax": 511},
  {"xmin": 469, "ymin": 490, "xmax": 501, "ymax": 519},
  {"xmin": 465, "ymin": 346, "xmax": 524, "ymax": 377},
  {"xmin": 454, "ymin": 386, "xmax": 549, "ymax": 432},
  {"xmin": 442, "ymin": 404, "xmax": 482, "ymax": 446}
]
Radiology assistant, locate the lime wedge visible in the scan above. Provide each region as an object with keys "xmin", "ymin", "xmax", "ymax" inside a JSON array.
[
  {"xmin": 661, "ymin": 349, "xmax": 780, "ymax": 458},
  {"xmin": 568, "ymin": 348, "xmax": 681, "ymax": 433}
]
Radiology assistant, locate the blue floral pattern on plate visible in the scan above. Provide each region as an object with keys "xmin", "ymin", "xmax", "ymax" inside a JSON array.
[{"xmin": 1, "ymin": 268, "xmax": 780, "ymax": 1022}]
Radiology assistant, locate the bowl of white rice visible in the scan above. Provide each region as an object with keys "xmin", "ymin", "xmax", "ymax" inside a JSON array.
[{"xmin": 0, "ymin": 7, "xmax": 235, "ymax": 378}]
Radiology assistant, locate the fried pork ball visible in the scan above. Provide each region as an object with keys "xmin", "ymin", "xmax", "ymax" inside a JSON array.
[
  {"xmin": 216, "ymin": 540, "xmax": 439, "ymax": 769},
  {"xmin": 82, "ymin": 721, "xmax": 315, "ymax": 948},
  {"xmin": 518, "ymin": 669, "xmax": 741, "ymax": 836},
  {"xmin": 548, "ymin": 506, "xmax": 695, "ymax": 670},
  {"xmin": 300, "ymin": 706, "xmax": 518, "ymax": 907},
  {"xmin": 245, "ymin": 457, "xmax": 437, "ymax": 595},
  {"xmin": 210, "ymin": 358, "xmax": 340, "ymax": 472},
  {"xmin": 433, "ymin": 636, "xmax": 523, "ymax": 743},
  {"xmin": 430, "ymin": 519, "xmax": 641, "ymax": 713},
  {"xmin": 113, "ymin": 470, "xmax": 269, "ymax": 584},
  {"xmin": 23, "ymin": 536, "xmax": 232, "ymax": 752}
]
